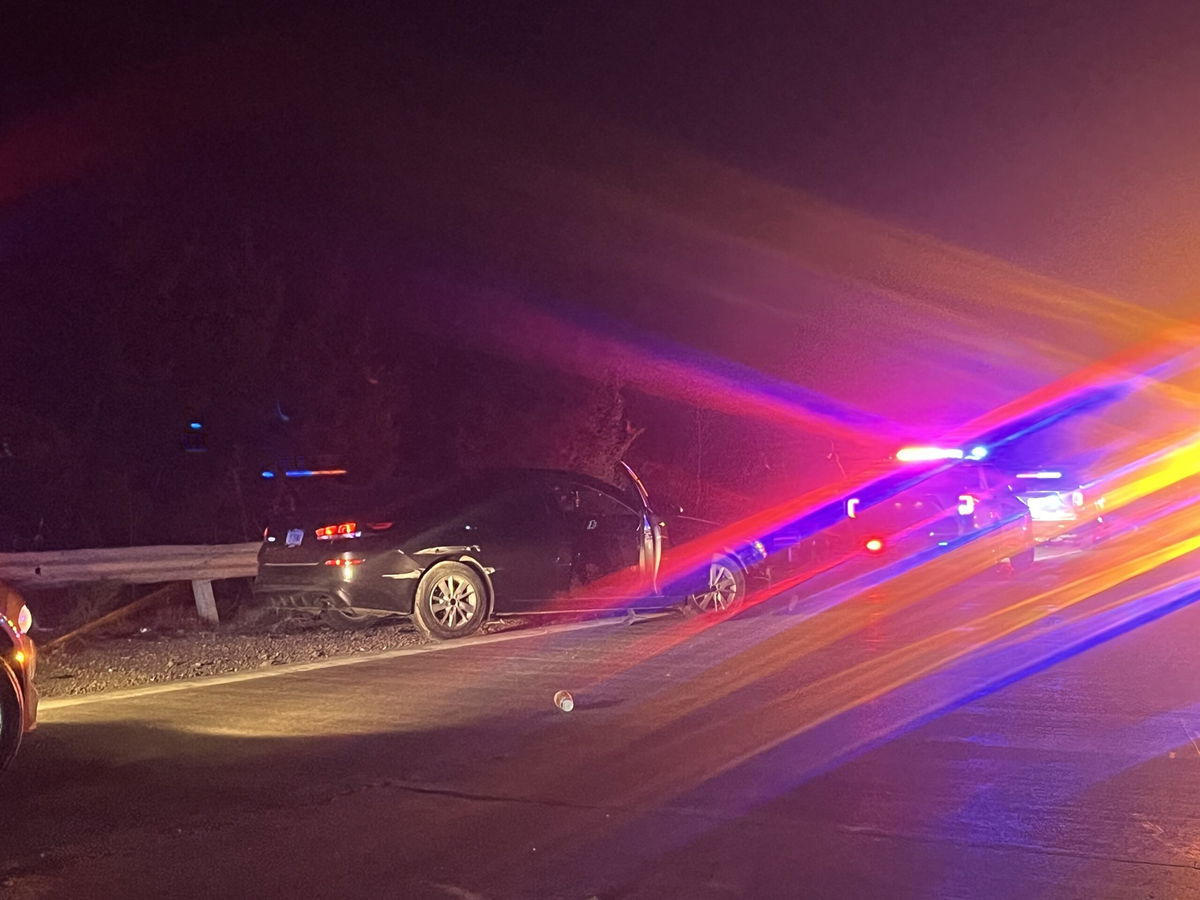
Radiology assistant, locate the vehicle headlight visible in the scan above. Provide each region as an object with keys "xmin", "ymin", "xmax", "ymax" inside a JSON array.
[{"xmin": 15, "ymin": 604, "xmax": 32, "ymax": 635}]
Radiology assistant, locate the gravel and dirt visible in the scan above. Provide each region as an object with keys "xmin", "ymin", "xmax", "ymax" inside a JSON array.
[{"xmin": 32, "ymin": 613, "xmax": 537, "ymax": 699}]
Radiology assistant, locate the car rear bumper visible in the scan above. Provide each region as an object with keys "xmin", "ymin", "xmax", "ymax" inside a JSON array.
[
  {"xmin": 1032, "ymin": 517, "xmax": 1106, "ymax": 545},
  {"xmin": 253, "ymin": 566, "xmax": 418, "ymax": 614}
]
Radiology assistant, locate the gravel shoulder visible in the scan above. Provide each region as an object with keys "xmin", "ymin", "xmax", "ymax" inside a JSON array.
[{"xmin": 33, "ymin": 615, "xmax": 537, "ymax": 699}]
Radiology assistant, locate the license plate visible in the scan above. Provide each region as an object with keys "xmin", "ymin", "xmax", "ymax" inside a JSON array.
[{"xmin": 285, "ymin": 528, "xmax": 304, "ymax": 548}]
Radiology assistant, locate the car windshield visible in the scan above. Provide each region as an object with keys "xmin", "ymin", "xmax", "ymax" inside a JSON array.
[
  {"xmin": 1012, "ymin": 471, "xmax": 1079, "ymax": 492},
  {"xmin": 892, "ymin": 464, "xmax": 990, "ymax": 498}
]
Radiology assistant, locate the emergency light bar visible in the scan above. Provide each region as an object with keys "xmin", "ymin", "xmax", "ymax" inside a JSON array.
[
  {"xmin": 260, "ymin": 468, "xmax": 349, "ymax": 479},
  {"xmin": 895, "ymin": 445, "xmax": 988, "ymax": 462},
  {"xmin": 896, "ymin": 446, "xmax": 964, "ymax": 462}
]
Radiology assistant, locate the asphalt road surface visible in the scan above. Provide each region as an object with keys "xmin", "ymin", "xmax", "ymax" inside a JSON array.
[{"xmin": 6, "ymin": 528, "xmax": 1200, "ymax": 899}]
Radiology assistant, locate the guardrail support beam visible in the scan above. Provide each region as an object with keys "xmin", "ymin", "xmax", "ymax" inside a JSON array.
[{"xmin": 191, "ymin": 579, "xmax": 219, "ymax": 627}]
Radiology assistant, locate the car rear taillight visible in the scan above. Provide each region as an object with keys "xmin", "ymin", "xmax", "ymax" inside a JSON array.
[
  {"xmin": 864, "ymin": 537, "xmax": 885, "ymax": 554},
  {"xmin": 367, "ymin": 521, "xmax": 394, "ymax": 531},
  {"xmin": 324, "ymin": 558, "xmax": 365, "ymax": 567},
  {"xmin": 316, "ymin": 522, "xmax": 360, "ymax": 540}
]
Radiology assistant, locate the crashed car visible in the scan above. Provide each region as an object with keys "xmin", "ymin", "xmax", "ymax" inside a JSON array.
[
  {"xmin": 1, "ymin": 583, "xmax": 37, "ymax": 773},
  {"xmin": 254, "ymin": 463, "xmax": 765, "ymax": 639}
]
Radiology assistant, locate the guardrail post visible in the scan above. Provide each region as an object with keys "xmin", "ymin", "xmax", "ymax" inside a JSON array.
[{"xmin": 191, "ymin": 579, "xmax": 219, "ymax": 626}]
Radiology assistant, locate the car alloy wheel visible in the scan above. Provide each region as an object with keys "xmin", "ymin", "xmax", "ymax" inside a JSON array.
[
  {"xmin": 412, "ymin": 561, "xmax": 488, "ymax": 640},
  {"xmin": 685, "ymin": 554, "xmax": 745, "ymax": 615},
  {"xmin": 0, "ymin": 664, "xmax": 24, "ymax": 774},
  {"xmin": 429, "ymin": 573, "xmax": 479, "ymax": 630}
]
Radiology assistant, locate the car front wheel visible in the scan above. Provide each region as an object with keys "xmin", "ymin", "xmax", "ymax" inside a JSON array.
[
  {"xmin": 683, "ymin": 553, "xmax": 746, "ymax": 616},
  {"xmin": 412, "ymin": 562, "xmax": 488, "ymax": 640},
  {"xmin": 1006, "ymin": 543, "xmax": 1036, "ymax": 572},
  {"xmin": 0, "ymin": 663, "xmax": 24, "ymax": 774}
]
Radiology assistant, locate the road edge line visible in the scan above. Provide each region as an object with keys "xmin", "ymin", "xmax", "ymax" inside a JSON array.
[{"xmin": 40, "ymin": 616, "xmax": 631, "ymax": 710}]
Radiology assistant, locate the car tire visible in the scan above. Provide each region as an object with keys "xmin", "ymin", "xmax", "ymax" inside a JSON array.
[
  {"xmin": 0, "ymin": 663, "xmax": 24, "ymax": 774},
  {"xmin": 1004, "ymin": 539, "xmax": 1036, "ymax": 572},
  {"xmin": 320, "ymin": 608, "xmax": 392, "ymax": 630},
  {"xmin": 412, "ymin": 562, "xmax": 488, "ymax": 641},
  {"xmin": 682, "ymin": 553, "xmax": 746, "ymax": 616}
]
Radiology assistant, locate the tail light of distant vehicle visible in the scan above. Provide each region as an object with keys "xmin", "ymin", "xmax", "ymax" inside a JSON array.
[
  {"xmin": 864, "ymin": 537, "xmax": 885, "ymax": 554},
  {"xmin": 316, "ymin": 522, "xmax": 361, "ymax": 540}
]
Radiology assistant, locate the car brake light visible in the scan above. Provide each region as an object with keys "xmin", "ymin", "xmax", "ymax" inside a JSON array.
[
  {"xmin": 316, "ymin": 522, "xmax": 360, "ymax": 540},
  {"xmin": 324, "ymin": 558, "xmax": 365, "ymax": 567},
  {"xmin": 864, "ymin": 537, "xmax": 885, "ymax": 553}
]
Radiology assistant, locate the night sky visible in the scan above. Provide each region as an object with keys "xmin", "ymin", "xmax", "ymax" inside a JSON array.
[{"xmin": 4, "ymin": 0, "xmax": 1198, "ymax": 462}]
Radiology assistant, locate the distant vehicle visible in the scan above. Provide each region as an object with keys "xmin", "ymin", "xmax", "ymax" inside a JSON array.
[
  {"xmin": 1010, "ymin": 467, "xmax": 1108, "ymax": 548},
  {"xmin": 765, "ymin": 446, "xmax": 1035, "ymax": 573},
  {"xmin": 843, "ymin": 446, "xmax": 1035, "ymax": 569},
  {"xmin": 253, "ymin": 464, "xmax": 765, "ymax": 639},
  {"xmin": 1, "ymin": 585, "xmax": 37, "ymax": 773}
]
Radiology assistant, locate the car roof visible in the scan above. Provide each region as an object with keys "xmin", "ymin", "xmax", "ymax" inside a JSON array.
[{"xmin": 475, "ymin": 467, "xmax": 629, "ymax": 494}]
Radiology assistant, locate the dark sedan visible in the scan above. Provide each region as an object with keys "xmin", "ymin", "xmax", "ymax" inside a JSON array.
[{"xmin": 254, "ymin": 466, "xmax": 764, "ymax": 639}]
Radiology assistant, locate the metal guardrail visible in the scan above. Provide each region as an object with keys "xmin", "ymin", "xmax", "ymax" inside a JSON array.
[{"xmin": 0, "ymin": 543, "xmax": 260, "ymax": 625}]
